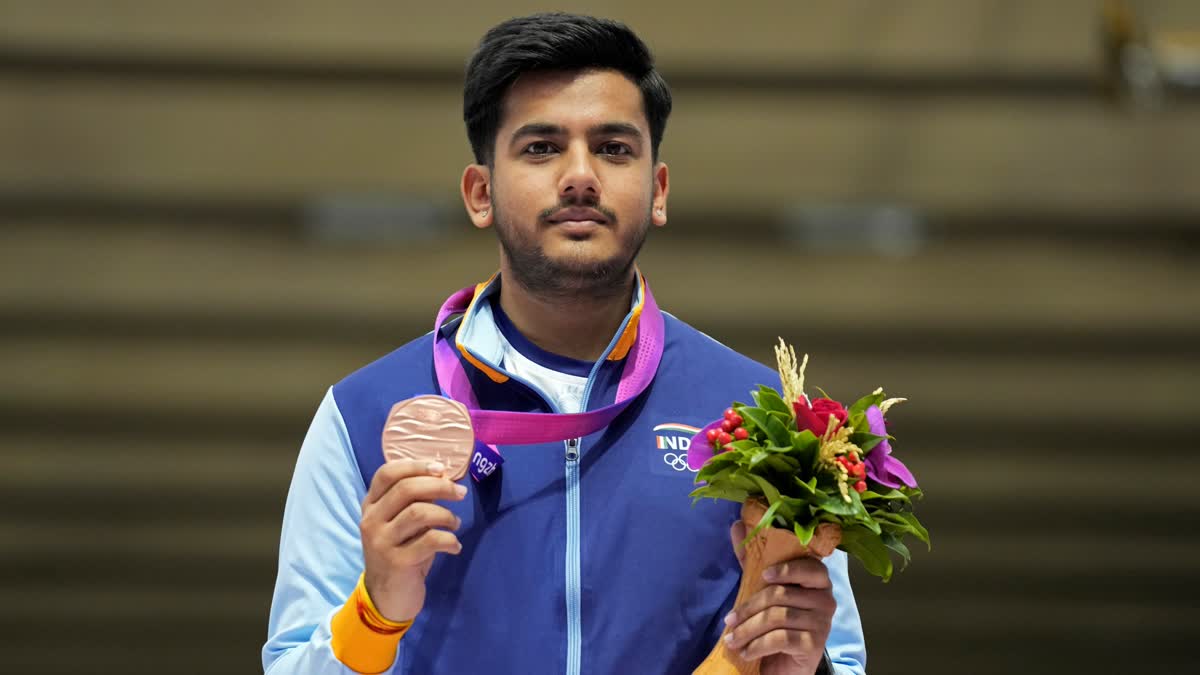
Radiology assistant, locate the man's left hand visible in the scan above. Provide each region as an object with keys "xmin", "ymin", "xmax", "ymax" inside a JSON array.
[{"xmin": 721, "ymin": 521, "xmax": 836, "ymax": 675}]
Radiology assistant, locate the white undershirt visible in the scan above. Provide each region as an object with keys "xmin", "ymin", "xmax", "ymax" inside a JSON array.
[{"xmin": 496, "ymin": 331, "xmax": 589, "ymax": 414}]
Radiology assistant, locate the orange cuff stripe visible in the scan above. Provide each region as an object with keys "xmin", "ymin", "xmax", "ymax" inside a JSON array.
[{"xmin": 330, "ymin": 575, "xmax": 412, "ymax": 674}]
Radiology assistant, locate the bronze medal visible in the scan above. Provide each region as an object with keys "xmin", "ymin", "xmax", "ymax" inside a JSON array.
[{"xmin": 381, "ymin": 395, "xmax": 475, "ymax": 481}]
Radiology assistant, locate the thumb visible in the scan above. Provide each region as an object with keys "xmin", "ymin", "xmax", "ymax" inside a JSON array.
[{"xmin": 729, "ymin": 520, "xmax": 748, "ymax": 567}]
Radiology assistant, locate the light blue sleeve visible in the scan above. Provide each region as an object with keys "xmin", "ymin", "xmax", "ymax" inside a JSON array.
[
  {"xmin": 823, "ymin": 550, "xmax": 867, "ymax": 675},
  {"xmin": 262, "ymin": 389, "xmax": 378, "ymax": 674}
]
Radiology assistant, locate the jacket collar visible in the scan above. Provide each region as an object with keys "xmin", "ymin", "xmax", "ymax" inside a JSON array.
[{"xmin": 454, "ymin": 269, "xmax": 648, "ymax": 384}]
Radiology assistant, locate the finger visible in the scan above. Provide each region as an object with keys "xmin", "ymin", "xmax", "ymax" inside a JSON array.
[
  {"xmin": 724, "ymin": 602, "xmax": 828, "ymax": 651},
  {"xmin": 729, "ymin": 520, "xmax": 748, "ymax": 566},
  {"xmin": 365, "ymin": 475, "xmax": 467, "ymax": 526},
  {"xmin": 762, "ymin": 557, "xmax": 832, "ymax": 589},
  {"xmin": 386, "ymin": 502, "xmax": 462, "ymax": 545},
  {"xmin": 394, "ymin": 528, "xmax": 463, "ymax": 567},
  {"xmin": 728, "ymin": 582, "xmax": 834, "ymax": 630},
  {"xmin": 365, "ymin": 459, "xmax": 448, "ymax": 504},
  {"xmin": 738, "ymin": 628, "xmax": 817, "ymax": 663}
]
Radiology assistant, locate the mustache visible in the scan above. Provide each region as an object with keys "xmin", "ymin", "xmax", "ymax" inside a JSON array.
[{"xmin": 537, "ymin": 197, "xmax": 618, "ymax": 224}]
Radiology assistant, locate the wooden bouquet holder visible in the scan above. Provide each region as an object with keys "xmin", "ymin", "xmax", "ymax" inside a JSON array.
[{"xmin": 693, "ymin": 500, "xmax": 842, "ymax": 675}]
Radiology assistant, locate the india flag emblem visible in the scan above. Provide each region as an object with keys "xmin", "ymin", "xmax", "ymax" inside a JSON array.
[{"xmin": 653, "ymin": 423, "xmax": 702, "ymax": 451}]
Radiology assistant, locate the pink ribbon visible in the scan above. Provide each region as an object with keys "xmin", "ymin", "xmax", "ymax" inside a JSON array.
[{"xmin": 432, "ymin": 280, "xmax": 664, "ymax": 445}]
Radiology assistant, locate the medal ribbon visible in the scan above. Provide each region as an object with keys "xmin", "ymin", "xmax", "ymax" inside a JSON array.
[{"xmin": 432, "ymin": 277, "xmax": 664, "ymax": 445}]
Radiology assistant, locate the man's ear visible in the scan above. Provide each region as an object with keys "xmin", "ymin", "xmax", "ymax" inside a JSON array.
[
  {"xmin": 461, "ymin": 164, "xmax": 493, "ymax": 229},
  {"xmin": 651, "ymin": 161, "xmax": 669, "ymax": 227}
]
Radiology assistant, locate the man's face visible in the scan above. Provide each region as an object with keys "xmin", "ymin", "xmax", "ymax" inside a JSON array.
[{"xmin": 480, "ymin": 68, "xmax": 668, "ymax": 297}]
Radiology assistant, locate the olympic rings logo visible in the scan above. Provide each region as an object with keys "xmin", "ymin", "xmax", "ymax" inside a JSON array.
[{"xmin": 662, "ymin": 453, "xmax": 693, "ymax": 471}]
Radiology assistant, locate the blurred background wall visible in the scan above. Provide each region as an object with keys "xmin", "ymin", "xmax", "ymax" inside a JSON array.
[{"xmin": 1, "ymin": 1, "xmax": 1198, "ymax": 673}]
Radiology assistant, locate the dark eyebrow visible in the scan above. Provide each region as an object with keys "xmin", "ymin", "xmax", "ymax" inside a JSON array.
[
  {"xmin": 590, "ymin": 122, "xmax": 643, "ymax": 140},
  {"xmin": 510, "ymin": 123, "xmax": 566, "ymax": 143},
  {"xmin": 509, "ymin": 122, "xmax": 644, "ymax": 144}
]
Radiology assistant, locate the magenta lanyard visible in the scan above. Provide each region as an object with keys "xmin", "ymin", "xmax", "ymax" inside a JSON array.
[{"xmin": 432, "ymin": 279, "xmax": 664, "ymax": 445}]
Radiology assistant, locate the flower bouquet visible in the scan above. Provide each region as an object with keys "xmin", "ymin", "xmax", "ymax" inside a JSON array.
[{"xmin": 689, "ymin": 340, "xmax": 929, "ymax": 675}]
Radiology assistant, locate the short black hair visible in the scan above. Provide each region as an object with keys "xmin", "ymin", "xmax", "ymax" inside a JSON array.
[{"xmin": 463, "ymin": 13, "xmax": 672, "ymax": 165}]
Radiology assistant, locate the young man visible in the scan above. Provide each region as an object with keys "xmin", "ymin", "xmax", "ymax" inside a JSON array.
[{"xmin": 264, "ymin": 13, "xmax": 866, "ymax": 675}]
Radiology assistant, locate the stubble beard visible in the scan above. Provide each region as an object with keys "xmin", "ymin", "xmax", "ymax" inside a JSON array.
[{"xmin": 492, "ymin": 200, "xmax": 651, "ymax": 301}]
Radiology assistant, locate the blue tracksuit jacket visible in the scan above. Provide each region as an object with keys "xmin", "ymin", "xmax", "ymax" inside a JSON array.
[{"xmin": 263, "ymin": 275, "xmax": 867, "ymax": 674}]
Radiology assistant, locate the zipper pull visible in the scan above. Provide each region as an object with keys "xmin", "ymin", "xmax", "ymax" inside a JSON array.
[{"xmin": 565, "ymin": 438, "xmax": 579, "ymax": 461}]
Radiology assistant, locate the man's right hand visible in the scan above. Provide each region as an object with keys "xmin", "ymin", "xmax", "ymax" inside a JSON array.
[{"xmin": 360, "ymin": 459, "xmax": 468, "ymax": 622}]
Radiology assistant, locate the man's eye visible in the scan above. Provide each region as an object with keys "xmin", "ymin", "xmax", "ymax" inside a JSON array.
[
  {"xmin": 598, "ymin": 142, "xmax": 631, "ymax": 156},
  {"xmin": 524, "ymin": 142, "xmax": 556, "ymax": 155}
]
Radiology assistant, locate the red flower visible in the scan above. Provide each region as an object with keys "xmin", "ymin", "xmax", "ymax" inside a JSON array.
[{"xmin": 793, "ymin": 397, "xmax": 848, "ymax": 436}]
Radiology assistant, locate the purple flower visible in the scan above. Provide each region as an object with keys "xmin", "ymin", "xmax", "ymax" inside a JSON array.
[
  {"xmin": 864, "ymin": 405, "xmax": 918, "ymax": 489},
  {"xmin": 686, "ymin": 418, "xmax": 724, "ymax": 470}
]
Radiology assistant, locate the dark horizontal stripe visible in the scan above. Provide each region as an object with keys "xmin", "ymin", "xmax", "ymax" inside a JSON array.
[
  {"xmin": 5, "ymin": 467, "xmax": 1193, "ymax": 536},
  {"xmin": 0, "ymin": 406, "xmax": 309, "ymax": 442},
  {"xmin": 0, "ymin": 562, "xmax": 1188, "ymax": 613},
  {"xmin": 0, "ymin": 610, "xmax": 1190, "ymax": 645},
  {"xmin": 4, "ymin": 484, "xmax": 1194, "ymax": 535},
  {"xmin": 6, "ymin": 305, "xmax": 1200, "ymax": 357},
  {"xmin": 0, "ymin": 404, "xmax": 1193, "ymax": 448},
  {"xmin": 0, "ymin": 557, "xmax": 277, "ymax": 590},
  {"xmin": 4, "ymin": 190, "xmax": 1199, "ymax": 246},
  {"xmin": 693, "ymin": 318, "xmax": 1200, "ymax": 359},
  {"xmin": 1, "ymin": 491, "xmax": 289, "ymax": 524},
  {"xmin": 0, "ymin": 191, "xmax": 306, "ymax": 231},
  {"xmin": 0, "ymin": 44, "xmax": 1160, "ymax": 101},
  {"xmin": 0, "ymin": 639, "xmax": 1185, "ymax": 675},
  {"xmin": 1, "ymin": 307, "xmax": 429, "ymax": 349}
]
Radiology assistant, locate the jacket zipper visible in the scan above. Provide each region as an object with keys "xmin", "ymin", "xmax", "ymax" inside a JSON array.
[{"xmin": 565, "ymin": 436, "xmax": 582, "ymax": 675}]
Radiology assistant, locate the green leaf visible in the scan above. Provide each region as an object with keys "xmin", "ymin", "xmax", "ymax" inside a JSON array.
[
  {"xmin": 861, "ymin": 488, "xmax": 908, "ymax": 501},
  {"xmin": 849, "ymin": 432, "xmax": 885, "ymax": 454},
  {"xmin": 763, "ymin": 454, "xmax": 800, "ymax": 474},
  {"xmin": 881, "ymin": 532, "xmax": 912, "ymax": 571},
  {"xmin": 872, "ymin": 512, "xmax": 930, "ymax": 550},
  {"xmin": 874, "ymin": 512, "xmax": 915, "ymax": 530},
  {"xmin": 747, "ymin": 473, "xmax": 783, "ymax": 506},
  {"xmin": 766, "ymin": 410, "xmax": 795, "ymax": 428},
  {"xmin": 738, "ymin": 405, "xmax": 795, "ymax": 449},
  {"xmin": 840, "ymin": 526, "xmax": 894, "ymax": 581},
  {"xmin": 848, "ymin": 391, "xmax": 885, "ymax": 419},
  {"xmin": 689, "ymin": 483, "xmax": 749, "ymax": 503},
  {"xmin": 695, "ymin": 464, "xmax": 732, "ymax": 486},
  {"xmin": 753, "ymin": 386, "xmax": 793, "ymax": 416},
  {"xmin": 847, "ymin": 412, "xmax": 866, "ymax": 435},
  {"xmin": 786, "ymin": 430, "xmax": 821, "ymax": 469},
  {"xmin": 747, "ymin": 448, "xmax": 771, "ymax": 470},
  {"xmin": 793, "ymin": 476, "xmax": 820, "ymax": 496},
  {"xmin": 722, "ymin": 439, "xmax": 762, "ymax": 454},
  {"xmin": 794, "ymin": 519, "xmax": 817, "ymax": 546},
  {"xmin": 742, "ymin": 499, "xmax": 783, "ymax": 546},
  {"xmin": 788, "ymin": 429, "xmax": 820, "ymax": 449},
  {"xmin": 861, "ymin": 490, "xmax": 914, "ymax": 515},
  {"xmin": 760, "ymin": 413, "xmax": 792, "ymax": 448},
  {"xmin": 695, "ymin": 453, "xmax": 738, "ymax": 480},
  {"xmin": 855, "ymin": 509, "xmax": 883, "ymax": 535},
  {"xmin": 738, "ymin": 406, "xmax": 772, "ymax": 435},
  {"xmin": 840, "ymin": 489, "xmax": 880, "ymax": 533},
  {"xmin": 772, "ymin": 498, "xmax": 798, "ymax": 523},
  {"xmin": 894, "ymin": 511, "xmax": 931, "ymax": 547},
  {"xmin": 814, "ymin": 490, "xmax": 860, "ymax": 516},
  {"xmin": 727, "ymin": 469, "xmax": 762, "ymax": 493}
]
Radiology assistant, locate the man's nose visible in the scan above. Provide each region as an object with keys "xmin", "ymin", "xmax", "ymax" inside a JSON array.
[{"xmin": 557, "ymin": 143, "xmax": 600, "ymax": 201}]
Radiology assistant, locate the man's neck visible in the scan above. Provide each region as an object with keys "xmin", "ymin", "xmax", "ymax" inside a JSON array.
[{"xmin": 496, "ymin": 272, "xmax": 636, "ymax": 362}]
